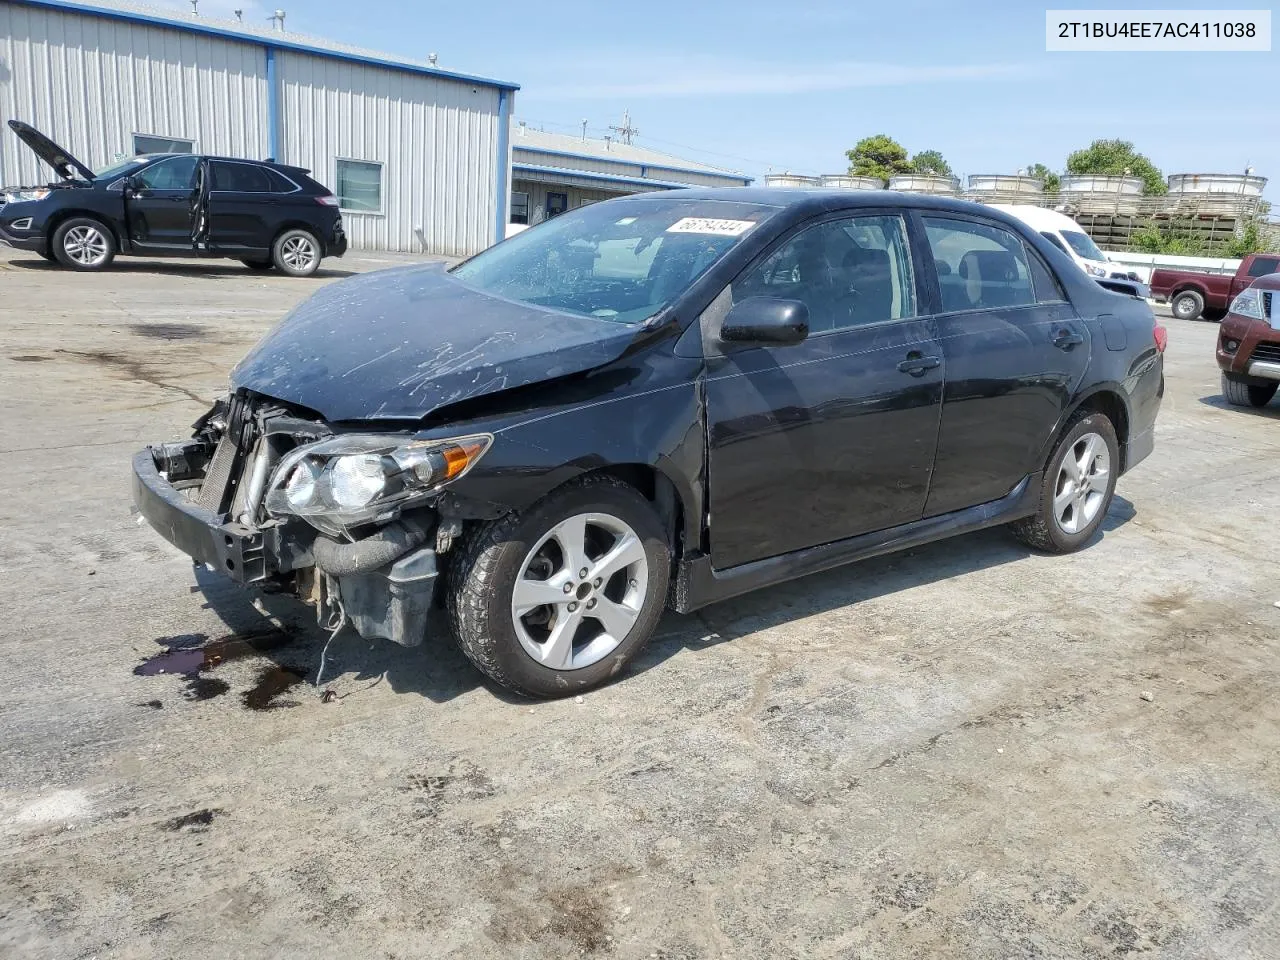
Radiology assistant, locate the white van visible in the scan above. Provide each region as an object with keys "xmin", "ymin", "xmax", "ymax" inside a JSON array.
[{"xmin": 988, "ymin": 204, "xmax": 1149, "ymax": 297}]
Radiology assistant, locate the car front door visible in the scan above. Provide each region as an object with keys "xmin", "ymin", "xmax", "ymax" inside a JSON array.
[
  {"xmin": 125, "ymin": 155, "xmax": 200, "ymax": 247},
  {"xmin": 703, "ymin": 212, "xmax": 944, "ymax": 570},
  {"xmin": 919, "ymin": 213, "xmax": 1089, "ymax": 517},
  {"xmin": 205, "ymin": 160, "xmax": 275, "ymax": 252}
]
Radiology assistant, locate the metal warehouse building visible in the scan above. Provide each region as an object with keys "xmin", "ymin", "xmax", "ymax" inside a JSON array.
[
  {"xmin": 0, "ymin": 0, "xmax": 518, "ymax": 255},
  {"xmin": 509, "ymin": 124, "xmax": 751, "ymax": 225}
]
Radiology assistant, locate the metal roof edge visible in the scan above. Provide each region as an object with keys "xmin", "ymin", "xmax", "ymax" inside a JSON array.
[
  {"xmin": 513, "ymin": 144, "xmax": 747, "ymax": 182},
  {"xmin": 511, "ymin": 163, "xmax": 692, "ymax": 191},
  {"xmin": 8, "ymin": 0, "xmax": 522, "ymax": 91}
]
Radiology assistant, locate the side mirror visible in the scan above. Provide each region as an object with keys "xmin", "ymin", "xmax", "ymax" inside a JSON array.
[{"xmin": 720, "ymin": 297, "xmax": 809, "ymax": 345}]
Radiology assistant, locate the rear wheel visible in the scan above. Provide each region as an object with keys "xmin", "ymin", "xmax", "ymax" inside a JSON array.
[
  {"xmin": 1170, "ymin": 290, "xmax": 1204, "ymax": 322},
  {"xmin": 1202, "ymin": 307, "xmax": 1227, "ymax": 323},
  {"xmin": 1009, "ymin": 411, "xmax": 1119, "ymax": 553},
  {"xmin": 271, "ymin": 228, "xmax": 321, "ymax": 277},
  {"xmin": 1222, "ymin": 373, "xmax": 1278, "ymax": 408},
  {"xmin": 240, "ymin": 258, "xmax": 274, "ymax": 271},
  {"xmin": 52, "ymin": 217, "xmax": 116, "ymax": 271},
  {"xmin": 446, "ymin": 475, "xmax": 670, "ymax": 698}
]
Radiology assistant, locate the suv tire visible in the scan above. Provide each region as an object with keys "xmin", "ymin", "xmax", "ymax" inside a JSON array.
[
  {"xmin": 52, "ymin": 217, "xmax": 116, "ymax": 271},
  {"xmin": 271, "ymin": 228, "xmax": 321, "ymax": 277},
  {"xmin": 446, "ymin": 475, "xmax": 671, "ymax": 698},
  {"xmin": 1222, "ymin": 373, "xmax": 1278, "ymax": 408},
  {"xmin": 1009, "ymin": 411, "xmax": 1119, "ymax": 554}
]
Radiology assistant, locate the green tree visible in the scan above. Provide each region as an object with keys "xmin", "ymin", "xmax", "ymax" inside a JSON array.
[
  {"xmin": 910, "ymin": 149, "xmax": 952, "ymax": 177},
  {"xmin": 1066, "ymin": 139, "xmax": 1167, "ymax": 196},
  {"xmin": 1028, "ymin": 162, "xmax": 1060, "ymax": 195},
  {"xmin": 846, "ymin": 134, "xmax": 913, "ymax": 184}
]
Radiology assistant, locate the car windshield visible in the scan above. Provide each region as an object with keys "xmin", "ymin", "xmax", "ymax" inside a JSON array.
[
  {"xmin": 1061, "ymin": 229, "xmax": 1107, "ymax": 263},
  {"xmin": 92, "ymin": 158, "xmax": 150, "ymax": 181},
  {"xmin": 451, "ymin": 198, "xmax": 778, "ymax": 323}
]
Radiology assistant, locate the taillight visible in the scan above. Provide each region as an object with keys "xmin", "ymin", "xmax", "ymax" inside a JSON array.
[
  {"xmin": 315, "ymin": 195, "xmax": 340, "ymax": 207},
  {"xmin": 1154, "ymin": 324, "xmax": 1168, "ymax": 353}
]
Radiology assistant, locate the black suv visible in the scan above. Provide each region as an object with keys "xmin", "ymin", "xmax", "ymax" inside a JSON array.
[
  {"xmin": 133, "ymin": 189, "xmax": 1165, "ymax": 698},
  {"xmin": 0, "ymin": 120, "xmax": 347, "ymax": 276}
]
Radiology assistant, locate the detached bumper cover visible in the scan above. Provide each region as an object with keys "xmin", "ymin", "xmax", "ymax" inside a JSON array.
[{"xmin": 131, "ymin": 448, "xmax": 268, "ymax": 582}]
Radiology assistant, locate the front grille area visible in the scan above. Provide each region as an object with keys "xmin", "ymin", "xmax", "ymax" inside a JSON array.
[{"xmin": 1251, "ymin": 340, "xmax": 1280, "ymax": 364}]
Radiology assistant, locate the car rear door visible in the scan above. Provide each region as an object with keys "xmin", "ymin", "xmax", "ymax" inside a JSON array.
[
  {"xmin": 917, "ymin": 212, "xmax": 1089, "ymax": 517},
  {"xmin": 125, "ymin": 155, "xmax": 200, "ymax": 247},
  {"xmin": 205, "ymin": 160, "xmax": 275, "ymax": 253},
  {"xmin": 703, "ymin": 211, "xmax": 944, "ymax": 570}
]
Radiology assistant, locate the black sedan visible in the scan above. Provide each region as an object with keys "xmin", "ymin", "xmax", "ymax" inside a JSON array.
[
  {"xmin": 0, "ymin": 120, "xmax": 346, "ymax": 276},
  {"xmin": 132, "ymin": 188, "xmax": 1165, "ymax": 697}
]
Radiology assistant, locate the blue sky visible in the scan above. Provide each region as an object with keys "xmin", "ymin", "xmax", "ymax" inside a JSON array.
[{"xmin": 175, "ymin": 0, "xmax": 1278, "ymax": 195}]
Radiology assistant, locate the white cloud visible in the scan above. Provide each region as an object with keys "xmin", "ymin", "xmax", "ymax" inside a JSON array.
[{"xmin": 532, "ymin": 57, "xmax": 1029, "ymax": 100}]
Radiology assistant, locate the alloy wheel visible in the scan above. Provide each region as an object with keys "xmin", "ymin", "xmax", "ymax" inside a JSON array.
[
  {"xmin": 281, "ymin": 235, "xmax": 316, "ymax": 271},
  {"xmin": 1052, "ymin": 432, "xmax": 1110, "ymax": 535},
  {"xmin": 511, "ymin": 512, "xmax": 649, "ymax": 671},
  {"xmin": 63, "ymin": 225, "xmax": 109, "ymax": 267}
]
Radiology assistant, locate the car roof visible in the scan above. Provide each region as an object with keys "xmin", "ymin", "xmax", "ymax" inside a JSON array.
[{"xmin": 649, "ymin": 186, "xmax": 1019, "ymax": 220}]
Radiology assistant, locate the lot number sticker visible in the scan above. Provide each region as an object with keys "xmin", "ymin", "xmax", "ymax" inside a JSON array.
[{"xmin": 666, "ymin": 218, "xmax": 757, "ymax": 237}]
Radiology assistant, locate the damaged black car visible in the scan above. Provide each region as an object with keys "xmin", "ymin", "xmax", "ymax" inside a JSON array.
[{"xmin": 133, "ymin": 189, "xmax": 1164, "ymax": 697}]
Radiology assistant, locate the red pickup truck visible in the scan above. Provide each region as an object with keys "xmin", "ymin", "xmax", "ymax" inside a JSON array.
[{"xmin": 1150, "ymin": 252, "xmax": 1280, "ymax": 322}]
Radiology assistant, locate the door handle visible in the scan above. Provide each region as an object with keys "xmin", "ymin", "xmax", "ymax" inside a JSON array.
[
  {"xmin": 1052, "ymin": 329, "xmax": 1085, "ymax": 349},
  {"xmin": 897, "ymin": 351, "xmax": 941, "ymax": 376}
]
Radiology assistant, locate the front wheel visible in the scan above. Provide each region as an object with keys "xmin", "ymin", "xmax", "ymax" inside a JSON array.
[
  {"xmin": 446, "ymin": 475, "xmax": 671, "ymax": 698},
  {"xmin": 52, "ymin": 217, "xmax": 116, "ymax": 271},
  {"xmin": 271, "ymin": 228, "xmax": 321, "ymax": 277},
  {"xmin": 1009, "ymin": 411, "xmax": 1119, "ymax": 553},
  {"xmin": 1222, "ymin": 373, "xmax": 1278, "ymax": 408}
]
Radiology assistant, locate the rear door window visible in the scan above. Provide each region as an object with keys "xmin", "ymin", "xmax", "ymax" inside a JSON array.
[
  {"xmin": 209, "ymin": 161, "xmax": 271, "ymax": 193},
  {"xmin": 924, "ymin": 217, "xmax": 1035, "ymax": 312},
  {"xmin": 1246, "ymin": 256, "xmax": 1280, "ymax": 278}
]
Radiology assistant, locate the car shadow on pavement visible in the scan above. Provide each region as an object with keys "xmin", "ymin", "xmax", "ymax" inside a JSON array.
[
  {"xmin": 7, "ymin": 257, "xmax": 356, "ymax": 279},
  {"xmin": 632, "ymin": 495, "xmax": 1139, "ymax": 681},
  {"xmin": 1198, "ymin": 394, "xmax": 1280, "ymax": 419},
  {"xmin": 174, "ymin": 496, "xmax": 1138, "ymax": 707}
]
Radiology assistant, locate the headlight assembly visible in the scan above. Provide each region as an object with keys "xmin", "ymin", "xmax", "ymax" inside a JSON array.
[
  {"xmin": 264, "ymin": 433, "xmax": 492, "ymax": 529},
  {"xmin": 2, "ymin": 188, "xmax": 51, "ymax": 203},
  {"xmin": 1229, "ymin": 288, "xmax": 1264, "ymax": 320}
]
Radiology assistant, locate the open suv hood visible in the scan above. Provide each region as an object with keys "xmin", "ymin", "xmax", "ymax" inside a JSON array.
[
  {"xmin": 231, "ymin": 264, "xmax": 645, "ymax": 423},
  {"xmin": 7, "ymin": 120, "xmax": 96, "ymax": 182}
]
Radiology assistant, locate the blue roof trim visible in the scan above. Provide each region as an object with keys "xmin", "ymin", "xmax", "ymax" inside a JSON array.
[
  {"xmin": 512, "ymin": 163, "xmax": 694, "ymax": 191},
  {"xmin": 10, "ymin": 0, "xmax": 521, "ymax": 91},
  {"xmin": 513, "ymin": 145, "xmax": 748, "ymax": 183}
]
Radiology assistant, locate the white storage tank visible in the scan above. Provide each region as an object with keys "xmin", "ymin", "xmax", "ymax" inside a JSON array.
[
  {"xmin": 1059, "ymin": 175, "xmax": 1144, "ymax": 214},
  {"xmin": 1165, "ymin": 172, "xmax": 1268, "ymax": 216},
  {"xmin": 966, "ymin": 174, "xmax": 1045, "ymax": 197},
  {"xmin": 888, "ymin": 173, "xmax": 960, "ymax": 195},
  {"xmin": 763, "ymin": 173, "xmax": 821, "ymax": 188},
  {"xmin": 819, "ymin": 174, "xmax": 884, "ymax": 190}
]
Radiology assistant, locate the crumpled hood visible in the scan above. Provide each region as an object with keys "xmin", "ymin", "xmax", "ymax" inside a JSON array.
[{"xmin": 231, "ymin": 264, "xmax": 643, "ymax": 422}]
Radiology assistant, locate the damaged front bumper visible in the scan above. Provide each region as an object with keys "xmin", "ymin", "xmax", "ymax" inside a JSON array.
[{"xmin": 132, "ymin": 437, "xmax": 440, "ymax": 648}]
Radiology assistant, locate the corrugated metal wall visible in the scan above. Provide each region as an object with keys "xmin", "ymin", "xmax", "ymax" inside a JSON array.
[
  {"xmin": 278, "ymin": 50, "xmax": 502, "ymax": 255},
  {"xmin": 0, "ymin": 3, "xmax": 267, "ymax": 187},
  {"xmin": 511, "ymin": 178, "xmax": 625, "ymax": 224}
]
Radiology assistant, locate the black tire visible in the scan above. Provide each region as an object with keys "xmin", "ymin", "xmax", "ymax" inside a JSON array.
[
  {"xmin": 1202, "ymin": 307, "xmax": 1227, "ymax": 323},
  {"xmin": 51, "ymin": 217, "xmax": 116, "ymax": 271},
  {"xmin": 1222, "ymin": 373, "xmax": 1278, "ymax": 408},
  {"xmin": 1170, "ymin": 290, "xmax": 1204, "ymax": 322},
  {"xmin": 446, "ymin": 475, "xmax": 671, "ymax": 698},
  {"xmin": 271, "ymin": 228, "xmax": 322, "ymax": 278},
  {"xmin": 1009, "ymin": 411, "xmax": 1119, "ymax": 554},
  {"xmin": 240, "ymin": 258, "xmax": 274, "ymax": 271},
  {"xmin": 39, "ymin": 247, "xmax": 57, "ymax": 262}
]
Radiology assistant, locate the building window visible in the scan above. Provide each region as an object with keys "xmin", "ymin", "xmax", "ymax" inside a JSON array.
[
  {"xmin": 511, "ymin": 191, "xmax": 530, "ymax": 225},
  {"xmin": 133, "ymin": 133, "xmax": 194, "ymax": 155},
  {"xmin": 336, "ymin": 158, "xmax": 384, "ymax": 213},
  {"xmin": 546, "ymin": 192, "xmax": 568, "ymax": 218}
]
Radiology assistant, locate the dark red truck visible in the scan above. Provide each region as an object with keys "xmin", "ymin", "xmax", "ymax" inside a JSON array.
[{"xmin": 1151, "ymin": 253, "xmax": 1280, "ymax": 322}]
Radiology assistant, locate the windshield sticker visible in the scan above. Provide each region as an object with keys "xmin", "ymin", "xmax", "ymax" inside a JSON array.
[
  {"xmin": 614, "ymin": 217, "xmax": 638, "ymax": 226},
  {"xmin": 666, "ymin": 217, "xmax": 757, "ymax": 237}
]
